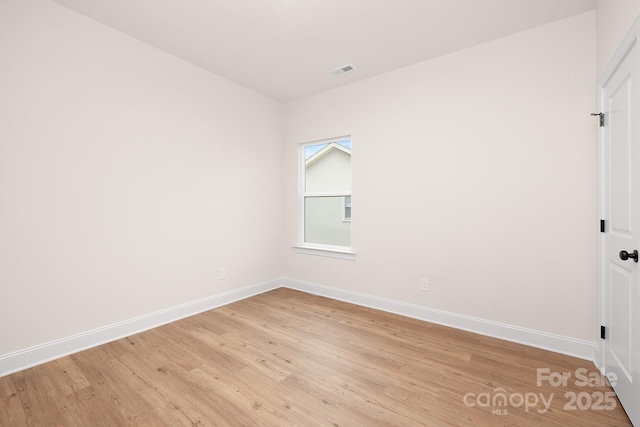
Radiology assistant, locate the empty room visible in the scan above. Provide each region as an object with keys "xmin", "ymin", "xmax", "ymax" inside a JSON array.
[{"xmin": 1, "ymin": 0, "xmax": 639, "ymax": 425}]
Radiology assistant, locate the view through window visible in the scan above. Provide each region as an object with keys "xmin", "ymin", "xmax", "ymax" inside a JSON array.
[{"xmin": 301, "ymin": 138, "xmax": 351, "ymax": 249}]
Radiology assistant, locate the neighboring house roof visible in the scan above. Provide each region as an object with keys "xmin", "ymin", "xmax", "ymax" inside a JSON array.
[{"xmin": 305, "ymin": 142, "xmax": 351, "ymax": 167}]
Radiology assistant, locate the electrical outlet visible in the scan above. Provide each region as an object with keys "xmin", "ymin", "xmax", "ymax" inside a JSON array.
[
  {"xmin": 420, "ymin": 278, "xmax": 429, "ymax": 292},
  {"xmin": 219, "ymin": 268, "xmax": 226, "ymax": 280}
]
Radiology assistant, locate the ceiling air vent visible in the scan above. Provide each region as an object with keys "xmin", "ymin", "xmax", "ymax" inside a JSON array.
[{"xmin": 329, "ymin": 64, "xmax": 356, "ymax": 77}]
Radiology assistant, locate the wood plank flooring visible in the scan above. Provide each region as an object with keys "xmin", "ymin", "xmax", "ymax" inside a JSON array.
[{"xmin": 0, "ymin": 288, "xmax": 632, "ymax": 426}]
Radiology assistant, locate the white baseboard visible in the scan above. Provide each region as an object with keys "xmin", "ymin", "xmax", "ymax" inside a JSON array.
[
  {"xmin": 0, "ymin": 278, "xmax": 281, "ymax": 378},
  {"xmin": 1, "ymin": 276, "xmax": 597, "ymax": 378},
  {"xmin": 282, "ymin": 277, "xmax": 596, "ymax": 361}
]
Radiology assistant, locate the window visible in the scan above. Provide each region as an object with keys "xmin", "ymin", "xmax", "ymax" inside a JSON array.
[
  {"xmin": 297, "ymin": 136, "xmax": 352, "ymax": 256},
  {"xmin": 343, "ymin": 196, "xmax": 351, "ymax": 221}
]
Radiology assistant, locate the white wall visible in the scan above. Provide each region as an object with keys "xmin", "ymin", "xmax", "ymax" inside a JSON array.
[
  {"xmin": 283, "ymin": 12, "xmax": 597, "ymax": 341},
  {"xmin": 0, "ymin": 1, "xmax": 605, "ymax": 364},
  {"xmin": 596, "ymin": 0, "xmax": 640, "ymax": 76},
  {"xmin": 0, "ymin": 0, "xmax": 283, "ymax": 355}
]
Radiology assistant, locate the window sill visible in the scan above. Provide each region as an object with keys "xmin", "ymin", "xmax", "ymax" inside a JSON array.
[{"xmin": 293, "ymin": 246, "xmax": 356, "ymax": 261}]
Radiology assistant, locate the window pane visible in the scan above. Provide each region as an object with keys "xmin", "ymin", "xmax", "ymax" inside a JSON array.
[
  {"xmin": 305, "ymin": 140, "xmax": 351, "ymax": 193},
  {"xmin": 305, "ymin": 196, "xmax": 351, "ymax": 246},
  {"xmin": 344, "ymin": 196, "xmax": 351, "ymax": 220},
  {"xmin": 304, "ymin": 143, "xmax": 328, "ymax": 160}
]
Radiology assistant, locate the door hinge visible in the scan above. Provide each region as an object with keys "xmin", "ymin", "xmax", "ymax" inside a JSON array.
[
  {"xmin": 591, "ymin": 112, "xmax": 604, "ymax": 127},
  {"xmin": 600, "ymin": 219, "xmax": 605, "ymax": 233},
  {"xmin": 601, "ymin": 325, "xmax": 606, "ymax": 340}
]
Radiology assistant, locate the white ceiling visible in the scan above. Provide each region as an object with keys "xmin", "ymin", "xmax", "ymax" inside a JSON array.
[{"xmin": 51, "ymin": 0, "xmax": 596, "ymax": 103}]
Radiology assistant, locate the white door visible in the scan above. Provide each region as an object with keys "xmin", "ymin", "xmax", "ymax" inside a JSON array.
[{"xmin": 600, "ymin": 21, "xmax": 640, "ymax": 427}]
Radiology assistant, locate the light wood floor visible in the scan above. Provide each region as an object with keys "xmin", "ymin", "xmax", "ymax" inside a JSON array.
[{"xmin": 0, "ymin": 288, "xmax": 632, "ymax": 426}]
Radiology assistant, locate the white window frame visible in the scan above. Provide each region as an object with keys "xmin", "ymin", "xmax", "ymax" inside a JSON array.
[{"xmin": 294, "ymin": 136, "xmax": 355, "ymax": 260}]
